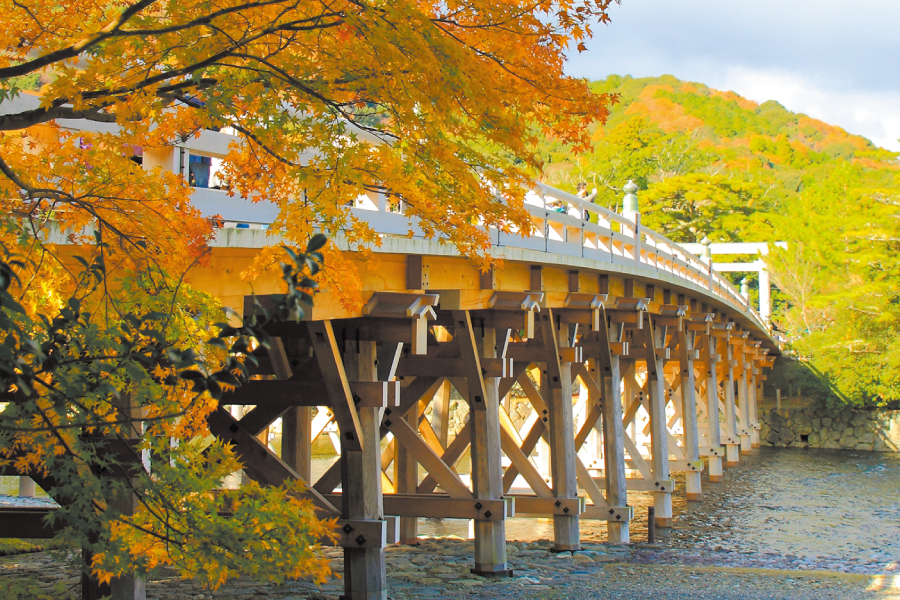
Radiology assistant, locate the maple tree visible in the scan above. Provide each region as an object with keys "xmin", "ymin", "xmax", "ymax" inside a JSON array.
[{"xmin": 0, "ymin": 0, "xmax": 618, "ymax": 592}]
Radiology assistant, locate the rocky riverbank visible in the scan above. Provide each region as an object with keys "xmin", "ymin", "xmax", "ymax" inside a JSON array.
[{"xmin": 3, "ymin": 537, "xmax": 898, "ymax": 600}]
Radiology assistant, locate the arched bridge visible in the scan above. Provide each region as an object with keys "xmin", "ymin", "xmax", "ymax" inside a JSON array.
[
  {"xmin": 184, "ymin": 160, "xmax": 777, "ymax": 598},
  {"xmin": 10, "ymin": 118, "xmax": 778, "ymax": 600}
]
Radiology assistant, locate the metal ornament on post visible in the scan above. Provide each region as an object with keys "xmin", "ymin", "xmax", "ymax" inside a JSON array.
[
  {"xmin": 740, "ymin": 277, "xmax": 750, "ymax": 301},
  {"xmin": 622, "ymin": 180, "xmax": 639, "ymax": 220},
  {"xmin": 700, "ymin": 237, "xmax": 712, "ymax": 265},
  {"xmin": 622, "ymin": 181, "xmax": 641, "ymax": 264}
]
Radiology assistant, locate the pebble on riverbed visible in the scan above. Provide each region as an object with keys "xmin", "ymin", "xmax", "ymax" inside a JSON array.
[{"xmin": 0, "ymin": 536, "xmax": 895, "ymax": 600}]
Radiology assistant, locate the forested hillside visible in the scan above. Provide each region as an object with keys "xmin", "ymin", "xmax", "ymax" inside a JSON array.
[{"xmin": 542, "ymin": 75, "xmax": 900, "ymax": 407}]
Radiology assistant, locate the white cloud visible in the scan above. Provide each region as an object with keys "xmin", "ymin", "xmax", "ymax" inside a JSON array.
[
  {"xmin": 564, "ymin": 0, "xmax": 900, "ymax": 151},
  {"xmin": 720, "ymin": 68, "xmax": 900, "ymax": 151}
]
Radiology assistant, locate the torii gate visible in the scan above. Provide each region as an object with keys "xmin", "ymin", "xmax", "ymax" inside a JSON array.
[{"xmin": 682, "ymin": 241, "xmax": 787, "ymax": 326}]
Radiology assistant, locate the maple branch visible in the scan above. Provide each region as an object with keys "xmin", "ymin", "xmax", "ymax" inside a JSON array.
[
  {"xmin": 0, "ymin": 104, "xmax": 117, "ymax": 131},
  {"xmin": 0, "ymin": 0, "xmax": 160, "ymax": 79}
]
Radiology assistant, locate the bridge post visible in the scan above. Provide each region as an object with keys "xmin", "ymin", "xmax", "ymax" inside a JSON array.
[
  {"xmin": 678, "ymin": 328, "xmax": 702, "ymax": 502},
  {"xmin": 454, "ymin": 311, "xmax": 510, "ymax": 575},
  {"xmin": 704, "ymin": 335, "xmax": 724, "ymax": 482},
  {"xmin": 18, "ymin": 477, "xmax": 35, "ymax": 498},
  {"xmin": 738, "ymin": 352, "xmax": 753, "ymax": 454},
  {"xmin": 643, "ymin": 314, "xmax": 672, "ymax": 528},
  {"xmin": 622, "ymin": 181, "xmax": 641, "ymax": 265},
  {"xmin": 750, "ymin": 368, "xmax": 762, "ymax": 448},
  {"xmin": 722, "ymin": 328, "xmax": 741, "ymax": 467},
  {"xmin": 540, "ymin": 311, "xmax": 581, "ymax": 551},
  {"xmin": 598, "ymin": 313, "xmax": 629, "ymax": 543},
  {"xmin": 759, "ymin": 265, "xmax": 771, "ymax": 325}
]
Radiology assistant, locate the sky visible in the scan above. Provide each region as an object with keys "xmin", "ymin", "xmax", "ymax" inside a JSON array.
[{"xmin": 566, "ymin": 0, "xmax": 900, "ymax": 151}]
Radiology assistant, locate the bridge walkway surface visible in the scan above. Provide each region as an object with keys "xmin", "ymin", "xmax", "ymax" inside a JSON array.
[{"xmin": 0, "ymin": 119, "xmax": 777, "ymax": 600}]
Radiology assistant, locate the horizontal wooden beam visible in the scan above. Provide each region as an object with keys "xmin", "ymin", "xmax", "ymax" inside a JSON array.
[
  {"xmin": 0, "ymin": 508, "xmax": 59, "ymax": 538},
  {"xmin": 221, "ymin": 380, "xmax": 400, "ymax": 408},
  {"xmin": 507, "ymin": 495, "xmax": 583, "ymax": 517},
  {"xmin": 580, "ymin": 505, "xmax": 634, "ymax": 523},
  {"xmin": 333, "ymin": 518, "xmax": 399, "ymax": 549},
  {"xmin": 395, "ymin": 357, "xmax": 512, "ymax": 378},
  {"xmin": 506, "ymin": 345, "xmax": 582, "ymax": 365},
  {"xmin": 669, "ymin": 460, "xmax": 704, "ymax": 473},
  {"xmin": 699, "ymin": 446, "xmax": 726, "ymax": 458},
  {"xmin": 592, "ymin": 478, "xmax": 674, "ymax": 493},
  {"xmin": 325, "ymin": 494, "xmax": 511, "ymax": 520}
]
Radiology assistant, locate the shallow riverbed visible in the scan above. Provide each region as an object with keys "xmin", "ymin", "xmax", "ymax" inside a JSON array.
[
  {"xmin": 3, "ymin": 446, "xmax": 898, "ymax": 573},
  {"xmin": 415, "ymin": 447, "xmax": 900, "ymax": 572}
]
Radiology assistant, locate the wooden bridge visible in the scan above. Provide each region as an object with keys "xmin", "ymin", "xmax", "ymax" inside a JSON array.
[
  {"xmin": 3, "ymin": 118, "xmax": 777, "ymax": 600},
  {"xmin": 187, "ymin": 166, "xmax": 776, "ymax": 598}
]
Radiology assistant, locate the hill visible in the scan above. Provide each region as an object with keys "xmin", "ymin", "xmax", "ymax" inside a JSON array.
[
  {"xmin": 541, "ymin": 74, "xmax": 898, "ymax": 243},
  {"xmin": 540, "ymin": 75, "xmax": 900, "ymax": 407}
]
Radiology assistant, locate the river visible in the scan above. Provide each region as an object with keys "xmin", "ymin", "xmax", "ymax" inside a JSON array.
[{"xmin": 3, "ymin": 446, "xmax": 898, "ymax": 573}]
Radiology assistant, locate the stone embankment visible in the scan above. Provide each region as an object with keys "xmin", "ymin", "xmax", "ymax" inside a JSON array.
[{"xmin": 758, "ymin": 398, "xmax": 900, "ymax": 452}]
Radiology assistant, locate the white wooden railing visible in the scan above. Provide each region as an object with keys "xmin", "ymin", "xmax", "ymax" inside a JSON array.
[
  {"xmin": 195, "ymin": 180, "xmax": 763, "ymax": 330},
  {"xmin": 26, "ymin": 101, "xmax": 764, "ymax": 332}
]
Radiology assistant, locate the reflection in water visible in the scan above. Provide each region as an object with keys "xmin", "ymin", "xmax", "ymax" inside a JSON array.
[{"xmin": 3, "ymin": 446, "xmax": 896, "ymax": 566}]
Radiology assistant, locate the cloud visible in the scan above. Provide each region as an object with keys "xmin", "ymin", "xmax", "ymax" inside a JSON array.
[
  {"xmin": 566, "ymin": 0, "xmax": 900, "ymax": 150},
  {"xmin": 721, "ymin": 68, "xmax": 900, "ymax": 151}
]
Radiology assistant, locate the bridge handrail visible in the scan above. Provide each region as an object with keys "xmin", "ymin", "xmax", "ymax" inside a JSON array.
[
  {"xmin": 190, "ymin": 181, "xmax": 762, "ymax": 328},
  {"xmin": 35, "ymin": 109, "xmax": 764, "ymax": 331},
  {"xmin": 524, "ymin": 182, "xmax": 761, "ymax": 324}
]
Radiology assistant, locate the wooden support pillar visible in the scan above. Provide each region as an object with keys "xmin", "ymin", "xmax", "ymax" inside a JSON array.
[
  {"xmin": 739, "ymin": 359, "xmax": 752, "ymax": 454},
  {"xmin": 101, "ymin": 398, "xmax": 146, "ymax": 600},
  {"xmin": 453, "ymin": 311, "xmax": 510, "ymax": 575},
  {"xmin": 597, "ymin": 313, "xmax": 629, "ymax": 543},
  {"xmin": 643, "ymin": 315, "xmax": 672, "ymax": 528},
  {"xmin": 678, "ymin": 328, "xmax": 702, "ymax": 502},
  {"xmin": 346, "ymin": 337, "xmax": 387, "ymax": 599},
  {"xmin": 723, "ymin": 338, "xmax": 740, "ymax": 467},
  {"xmin": 540, "ymin": 310, "xmax": 580, "ymax": 551},
  {"xmin": 432, "ymin": 381, "xmax": 452, "ymax": 449},
  {"xmin": 705, "ymin": 336, "xmax": 724, "ymax": 482},
  {"xmin": 282, "ymin": 407, "xmax": 312, "ymax": 482},
  {"xmin": 308, "ymin": 321, "xmax": 386, "ymax": 600},
  {"xmin": 270, "ymin": 338, "xmax": 312, "ymax": 483},
  {"xmin": 622, "ymin": 360, "xmax": 637, "ymax": 448},
  {"xmin": 430, "ymin": 329, "xmax": 452, "ymax": 448},
  {"xmin": 750, "ymin": 371, "xmax": 761, "ymax": 448},
  {"xmin": 395, "ymin": 399, "xmax": 420, "ymax": 545}
]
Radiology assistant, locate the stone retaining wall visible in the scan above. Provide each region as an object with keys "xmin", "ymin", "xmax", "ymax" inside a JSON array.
[{"xmin": 759, "ymin": 399, "xmax": 900, "ymax": 452}]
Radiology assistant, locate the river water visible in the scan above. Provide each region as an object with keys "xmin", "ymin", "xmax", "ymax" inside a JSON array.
[
  {"xmin": 405, "ymin": 447, "xmax": 900, "ymax": 570},
  {"xmin": 3, "ymin": 446, "xmax": 898, "ymax": 572}
]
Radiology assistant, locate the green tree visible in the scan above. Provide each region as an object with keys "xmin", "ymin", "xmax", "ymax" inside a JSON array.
[{"xmin": 769, "ymin": 166, "xmax": 900, "ymax": 406}]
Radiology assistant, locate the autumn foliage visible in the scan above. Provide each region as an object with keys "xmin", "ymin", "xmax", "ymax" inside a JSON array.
[{"xmin": 0, "ymin": 0, "xmax": 617, "ymax": 590}]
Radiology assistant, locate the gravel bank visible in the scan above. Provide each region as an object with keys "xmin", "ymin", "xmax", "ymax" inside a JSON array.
[{"xmin": 2, "ymin": 537, "xmax": 897, "ymax": 599}]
